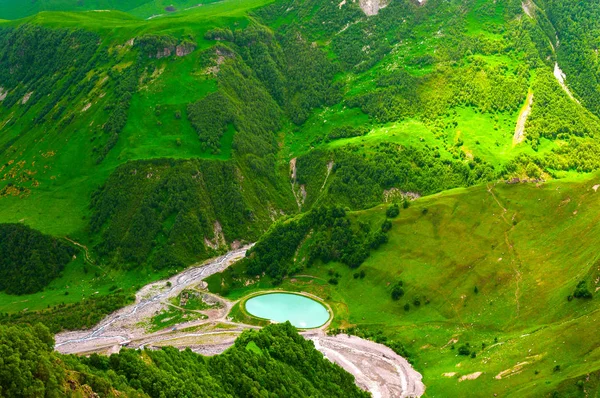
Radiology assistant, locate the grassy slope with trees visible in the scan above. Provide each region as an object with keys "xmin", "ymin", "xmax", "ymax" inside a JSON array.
[
  {"xmin": 210, "ymin": 174, "xmax": 600, "ymax": 397},
  {"xmin": 1, "ymin": 0, "xmax": 600, "ymax": 395},
  {"xmin": 0, "ymin": 0, "xmax": 222, "ymax": 20}
]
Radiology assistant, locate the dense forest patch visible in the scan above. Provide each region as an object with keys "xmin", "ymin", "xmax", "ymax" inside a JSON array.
[
  {"xmin": 90, "ymin": 158, "xmax": 294, "ymax": 270},
  {"xmin": 296, "ymin": 143, "xmax": 498, "ymax": 209},
  {"xmin": 0, "ymin": 224, "xmax": 75, "ymax": 295},
  {"xmin": 208, "ymin": 205, "xmax": 391, "ymax": 292},
  {"xmin": 0, "ymin": 322, "xmax": 368, "ymax": 397}
]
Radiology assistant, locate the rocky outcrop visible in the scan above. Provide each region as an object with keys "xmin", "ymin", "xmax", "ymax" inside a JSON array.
[
  {"xmin": 21, "ymin": 91, "xmax": 33, "ymax": 104},
  {"xmin": 155, "ymin": 47, "xmax": 173, "ymax": 59},
  {"xmin": 359, "ymin": 0, "xmax": 389, "ymax": 16},
  {"xmin": 176, "ymin": 43, "xmax": 195, "ymax": 57},
  {"xmin": 136, "ymin": 34, "xmax": 197, "ymax": 59}
]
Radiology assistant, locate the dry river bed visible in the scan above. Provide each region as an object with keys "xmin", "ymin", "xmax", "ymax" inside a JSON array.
[{"xmin": 55, "ymin": 246, "xmax": 425, "ymax": 398}]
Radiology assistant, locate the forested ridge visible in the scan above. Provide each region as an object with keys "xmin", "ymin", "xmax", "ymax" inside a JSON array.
[
  {"xmin": 0, "ymin": 322, "xmax": 368, "ymax": 398},
  {"xmin": 89, "ymin": 157, "xmax": 295, "ymax": 270}
]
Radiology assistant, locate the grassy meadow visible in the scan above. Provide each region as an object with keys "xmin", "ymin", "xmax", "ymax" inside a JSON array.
[{"xmin": 210, "ymin": 174, "xmax": 600, "ymax": 396}]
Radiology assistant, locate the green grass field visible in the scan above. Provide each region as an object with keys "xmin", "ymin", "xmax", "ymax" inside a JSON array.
[
  {"xmin": 0, "ymin": 256, "xmax": 170, "ymax": 313},
  {"xmin": 211, "ymin": 174, "xmax": 600, "ymax": 397},
  {"xmin": 0, "ymin": 0, "xmax": 231, "ymax": 20}
]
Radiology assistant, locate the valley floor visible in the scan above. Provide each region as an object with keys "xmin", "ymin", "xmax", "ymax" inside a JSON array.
[{"xmin": 54, "ymin": 246, "xmax": 425, "ymax": 398}]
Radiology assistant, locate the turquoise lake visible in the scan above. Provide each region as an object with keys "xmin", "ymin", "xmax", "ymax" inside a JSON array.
[{"xmin": 244, "ymin": 293, "xmax": 330, "ymax": 328}]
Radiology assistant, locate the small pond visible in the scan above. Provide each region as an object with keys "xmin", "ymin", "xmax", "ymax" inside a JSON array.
[{"xmin": 244, "ymin": 293, "xmax": 330, "ymax": 329}]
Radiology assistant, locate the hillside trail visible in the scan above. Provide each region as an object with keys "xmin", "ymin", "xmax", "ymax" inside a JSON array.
[
  {"xmin": 64, "ymin": 236, "xmax": 94, "ymax": 264},
  {"xmin": 487, "ymin": 183, "xmax": 522, "ymax": 317},
  {"xmin": 55, "ymin": 245, "xmax": 426, "ymax": 397},
  {"xmin": 514, "ymin": 91, "xmax": 533, "ymax": 145}
]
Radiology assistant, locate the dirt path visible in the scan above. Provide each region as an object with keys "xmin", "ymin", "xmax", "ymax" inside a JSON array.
[
  {"xmin": 320, "ymin": 161, "xmax": 334, "ymax": 192},
  {"xmin": 514, "ymin": 91, "xmax": 533, "ymax": 145},
  {"xmin": 55, "ymin": 246, "xmax": 252, "ymax": 354},
  {"xmin": 487, "ymin": 184, "xmax": 523, "ymax": 317},
  {"xmin": 487, "ymin": 183, "xmax": 509, "ymax": 225},
  {"xmin": 64, "ymin": 237, "xmax": 94, "ymax": 264}
]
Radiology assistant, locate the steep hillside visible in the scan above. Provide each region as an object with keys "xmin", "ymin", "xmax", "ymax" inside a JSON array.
[
  {"xmin": 1, "ymin": 0, "xmax": 600, "ymax": 396},
  {"xmin": 0, "ymin": 0, "xmax": 600, "ymax": 389},
  {"xmin": 2, "ymin": 0, "xmax": 599, "ymax": 260},
  {"xmin": 209, "ymin": 175, "xmax": 600, "ymax": 397}
]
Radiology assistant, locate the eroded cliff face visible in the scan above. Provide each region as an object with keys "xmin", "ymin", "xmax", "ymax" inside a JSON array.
[
  {"xmin": 153, "ymin": 43, "xmax": 196, "ymax": 58},
  {"xmin": 176, "ymin": 43, "xmax": 195, "ymax": 57},
  {"xmin": 359, "ymin": 0, "xmax": 426, "ymax": 16},
  {"xmin": 136, "ymin": 34, "xmax": 197, "ymax": 59},
  {"xmin": 359, "ymin": 0, "xmax": 389, "ymax": 16}
]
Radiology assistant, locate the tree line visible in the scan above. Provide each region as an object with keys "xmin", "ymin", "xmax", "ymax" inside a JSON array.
[{"xmin": 0, "ymin": 322, "xmax": 368, "ymax": 397}]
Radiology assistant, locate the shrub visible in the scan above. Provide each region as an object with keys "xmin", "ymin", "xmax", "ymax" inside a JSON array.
[
  {"xmin": 573, "ymin": 281, "xmax": 593, "ymax": 299},
  {"xmin": 386, "ymin": 204, "xmax": 400, "ymax": 218},
  {"xmin": 381, "ymin": 220, "xmax": 392, "ymax": 232},
  {"xmin": 391, "ymin": 283, "xmax": 405, "ymax": 301},
  {"xmin": 458, "ymin": 345, "xmax": 471, "ymax": 356}
]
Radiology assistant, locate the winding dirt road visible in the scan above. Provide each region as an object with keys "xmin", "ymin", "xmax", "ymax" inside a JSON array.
[
  {"xmin": 55, "ymin": 246, "xmax": 251, "ymax": 353},
  {"xmin": 54, "ymin": 246, "xmax": 425, "ymax": 397}
]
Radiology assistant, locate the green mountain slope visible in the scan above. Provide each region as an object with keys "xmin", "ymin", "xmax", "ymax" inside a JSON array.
[
  {"xmin": 0, "ymin": 0, "xmax": 224, "ymax": 20},
  {"xmin": 1, "ymin": 0, "xmax": 600, "ymax": 395},
  {"xmin": 210, "ymin": 174, "xmax": 600, "ymax": 397}
]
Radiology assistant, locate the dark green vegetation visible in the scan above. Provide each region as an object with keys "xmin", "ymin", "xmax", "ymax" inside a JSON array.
[
  {"xmin": 0, "ymin": 322, "xmax": 368, "ymax": 397},
  {"xmin": 207, "ymin": 206, "xmax": 389, "ymax": 289},
  {"xmin": 89, "ymin": 158, "xmax": 293, "ymax": 269},
  {"xmin": 0, "ymin": 224, "xmax": 75, "ymax": 295},
  {"xmin": 2, "ymin": 0, "xmax": 600, "ymax": 396},
  {"xmin": 542, "ymin": 0, "xmax": 600, "ymax": 117}
]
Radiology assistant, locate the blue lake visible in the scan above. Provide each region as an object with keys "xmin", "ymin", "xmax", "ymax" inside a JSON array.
[{"xmin": 244, "ymin": 293, "xmax": 330, "ymax": 328}]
